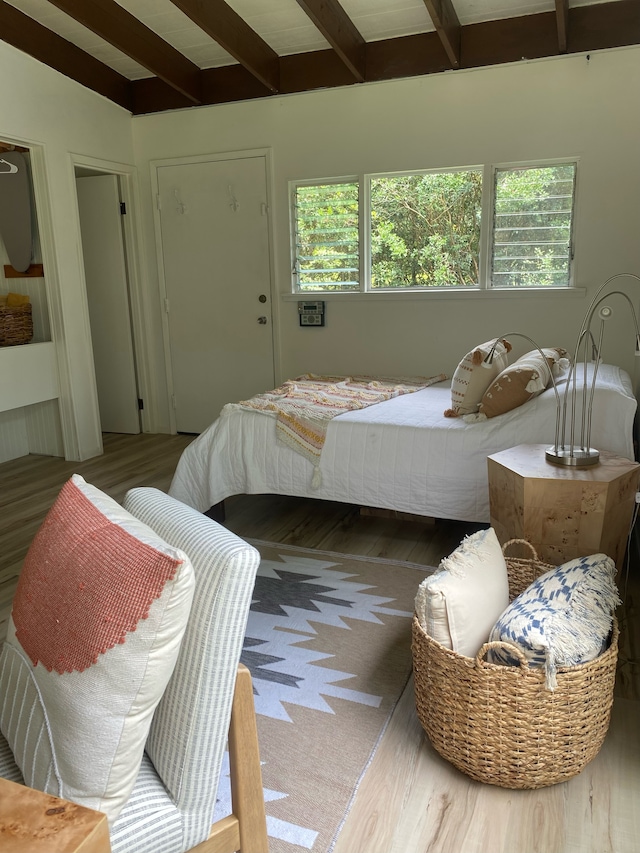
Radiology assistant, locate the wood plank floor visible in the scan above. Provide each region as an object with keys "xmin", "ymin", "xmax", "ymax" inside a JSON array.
[{"xmin": 0, "ymin": 434, "xmax": 638, "ymax": 853}]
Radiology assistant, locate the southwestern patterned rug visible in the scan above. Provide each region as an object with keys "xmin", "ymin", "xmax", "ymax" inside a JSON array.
[{"xmin": 214, "ymin": 540, "xmax": 434, "ymax": 853}]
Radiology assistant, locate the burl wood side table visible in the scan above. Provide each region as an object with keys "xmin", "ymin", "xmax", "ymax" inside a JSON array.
[
  {"xmin": 0, "ymin": 777, "xmax": 111, "ymax": 852},
  {"xmin": 488, "ymin": 443, "xmax": 640, "ymax": 569}
]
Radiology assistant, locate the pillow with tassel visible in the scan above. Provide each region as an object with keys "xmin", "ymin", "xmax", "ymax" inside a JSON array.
[
  {"xmin": 444, "ymin": 338, "xmax": 512, "ymax": 418},
  {"xmin": 488, "ymin": 553, "xmax": 620, "ymax": 689}
]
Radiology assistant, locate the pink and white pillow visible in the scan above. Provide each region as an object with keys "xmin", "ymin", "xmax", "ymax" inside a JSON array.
[{"xmin": 0, "ymin": 474, "xmax": 195, "ymax": 824}]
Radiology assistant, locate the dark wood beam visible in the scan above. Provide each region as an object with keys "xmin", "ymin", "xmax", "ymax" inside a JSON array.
[
  {"xmin": 4, "ymin": 0, "xmax": 640, "ymax": 117},
  {"xmin": 0, "ymin": 0, "xmax": 132, "ymax": 109},
  {"xmin": 366, "ymin": 31, "xmax": 450, "ymax": 82},
  {"xmin": 569, "ymin": 0, "xmax": 640, "ymax": 52},
  {"xmin": 422, "ymin": 0, "xmax": 461, "ymax": 68},
  {"xmin": 45, "ymin": 0, "xmax": 202, "ymax": 103},
  {"xmin": 556, "ymin": 0, "xmax": 569, "ymax": 53},
  {"xmin": 169, "ymin": 0, "xmax": 280, "ymax": 93},
  {"xmin": 110, "ymin": 0, "xmax": 640, "ymax": 115},
  {"xmin": 294, "ymin": 0, "xmax": 366, "ymax": 82},
  {"xmin": 132, "ymin": 65, "xmax": 271, "ymax": 114},
  {"xmin": 461, "ymin": 12, "xmax": 558, "ymax": 68}
]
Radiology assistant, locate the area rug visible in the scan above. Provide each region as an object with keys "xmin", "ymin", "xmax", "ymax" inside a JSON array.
[{"xmin": 213, "ymin": 540, "xmax": 435, "ymax": 853}]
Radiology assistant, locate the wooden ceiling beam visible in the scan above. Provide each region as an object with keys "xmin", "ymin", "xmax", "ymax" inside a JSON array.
[
  {"xmin": 169, "ymin": 0, "xmax": 280, "ymax": 93},
  {"xmin": 294, "ymin": 0, "xmax": 366, "ymax": 82},
  {"xmin": 0, "ymin": 0, "xmax": 132, "ymax": 109},
  {"xmin": 569, "ymin": 0, "xmax": 640, "ymax": 51},
  {"xmin": 4, "ymin": 0, "xmax": 638, "ymax": 115},
  {"xmin": 133, "ymin": 1, "xmax": 640, "ymax": 114},
  {"xmin": 556, "ymin": 0, "xmax": 569, "ymax": 53},
  {"xmin": 422, "ymin": 0, "xmax": 461, "ymax": 68},
  {"xmin": 44, "ymin": 0, "xmax": 202, "ymax": 103}
]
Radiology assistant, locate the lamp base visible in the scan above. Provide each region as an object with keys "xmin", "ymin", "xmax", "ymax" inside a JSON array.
[{"xmin": 545, "ymin": 447, "xmax": 601, "ymax": 467}]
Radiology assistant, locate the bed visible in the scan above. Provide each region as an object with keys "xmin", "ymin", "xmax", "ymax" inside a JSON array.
[{"xmin": 168, "ymin": 362, "xmax": 637, "ymax": 524}]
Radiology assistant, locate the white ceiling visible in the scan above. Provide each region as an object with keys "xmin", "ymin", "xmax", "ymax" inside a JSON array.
[{"xmin": 4, "ymin": 0, "xmax": 624, "ymax": 81}]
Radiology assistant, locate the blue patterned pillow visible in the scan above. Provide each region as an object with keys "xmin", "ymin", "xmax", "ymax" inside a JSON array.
[{"xmin": 488, "ymin": 553, "xmax": 620, "ymax": 689}]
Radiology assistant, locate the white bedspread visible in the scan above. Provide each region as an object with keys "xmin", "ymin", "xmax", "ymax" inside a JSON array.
[{"xmin": 169, "ymin": 363, "xmax": 637, "ymax": 523}]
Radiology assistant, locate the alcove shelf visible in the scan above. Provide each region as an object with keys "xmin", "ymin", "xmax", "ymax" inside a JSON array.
[
  {"xmin": 0, "ymin": 141, "xmax": 62, "ymax": 462},
  {"xmin": 3, "ymin": 263, "xmax": 44, "ymax": 278},
  {"xmin": 0, "ymin": 341, "xmax": 58, "ymax": 413}
]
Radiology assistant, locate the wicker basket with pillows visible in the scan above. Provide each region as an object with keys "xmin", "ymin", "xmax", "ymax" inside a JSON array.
[{"xmin": 412, "ymin": 532, "xmax": 620, "ymax": 789}]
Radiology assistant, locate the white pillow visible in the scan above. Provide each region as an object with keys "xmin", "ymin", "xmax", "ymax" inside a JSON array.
[
  {"xmin": 488, "ymin": 553, "xmax": 620, "ymax": 689},
  {"xmin": 414, "ymin": 527, "xmax": 509, "ymax": 656},
  {"xmin": 464, "ymin": 347, "xmax": 570, "ymax": 422},
  {"xmin": 0, "ymin": 474, "xmax": 195, "ymax": 825},
  {"xmin": 444, "ymin": 338, "xmax": 512, "ymax": 417}
]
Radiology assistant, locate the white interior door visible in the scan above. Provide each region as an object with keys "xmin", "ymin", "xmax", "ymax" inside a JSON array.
[
  {"xmin": 76, "ymin": 174, "xmax": 140, "ymax": 434},
  {"xmin": 156, "ymin": 154, "xmax": 274, "ymax": 433}
]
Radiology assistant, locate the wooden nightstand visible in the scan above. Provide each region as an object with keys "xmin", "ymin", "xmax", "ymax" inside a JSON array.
[
  {"xmin": 488, "ymin": 443, "xmax": 640, "ymax": 570},
  {"xmin": 0, "ymin": 777, "xmax": 110, "ymax": 852}
]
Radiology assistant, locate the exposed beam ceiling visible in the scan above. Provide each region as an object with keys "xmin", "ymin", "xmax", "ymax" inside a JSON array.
[
  {"xmin": 422, "ymin": 0, "xmax": 461, "ymax": 68},
  {"xmin": 556, "ymin": 0, "xmax": 570, "ymax": 53},
  {"xmin": 294, "ymin": 0, "xmax": 366, "ymax": 82},
  {"xmin": 0, "ymin": 0, "xmax": 132, "ymax": 109},
  {"xmin": 44, "ymin": 0, "xmax": 202, "ymax": 103},
  {"xmin": 169, "ymin": 0, "xmax": 280, "ymax": 93},
  {"xmin": 0, "ymin": 0, "xmax": 638, "ymax": 116}
]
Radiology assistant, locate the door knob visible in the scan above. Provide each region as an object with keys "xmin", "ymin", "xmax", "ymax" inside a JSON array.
[
  {"xmin": 258, "ymin": 294, "xmax": 267, "ymax": 303},
  {"xmin": 257, "ymin": 316, "xmax": 268, "ymax": 324}
]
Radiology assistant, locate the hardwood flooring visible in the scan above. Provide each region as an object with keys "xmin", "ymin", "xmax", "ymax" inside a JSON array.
[{"xmin": 0, "ymin": 434, "xmax": 638, "ymax": 853}]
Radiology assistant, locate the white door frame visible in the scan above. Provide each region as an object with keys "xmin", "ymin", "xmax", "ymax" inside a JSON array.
[
  {"xmin": 71, "ymin": 153, "xmax": 154, "ymax": 434},
  {"xmin": 150, "ymin": 147, "xmax": 278, "ymax": 434}
]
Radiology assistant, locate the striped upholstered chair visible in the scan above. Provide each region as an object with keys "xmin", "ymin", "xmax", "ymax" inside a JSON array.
[{"xmin": 0, "ymin": 484, "xmax": 268, "ymax": 853}]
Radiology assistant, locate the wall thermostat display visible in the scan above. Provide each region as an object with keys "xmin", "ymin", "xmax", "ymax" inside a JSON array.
[{"xmin": 298, "ymin": 300, "xmax": 325, "ymax": 327}]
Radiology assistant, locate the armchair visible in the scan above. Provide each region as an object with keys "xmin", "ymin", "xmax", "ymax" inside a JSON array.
[{"xmin": 0, "ymin": 483, "xmax": 268, "ymax": 853}]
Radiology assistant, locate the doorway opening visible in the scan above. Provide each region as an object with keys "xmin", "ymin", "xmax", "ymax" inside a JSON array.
[{"xmin": 73, "ymin": 159, "xmax": 149, "ymax": 436}]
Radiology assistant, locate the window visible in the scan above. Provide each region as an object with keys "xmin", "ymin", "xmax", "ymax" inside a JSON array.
[
  {"xmin": 370, "ymin": 170, "xmax": 482, "ymax": 289},
  {"xmin": 291, "ymin": 161, "xmax": 577, "ymax": 293},
  {"xmin": 293, "ymin": 182, "xmax": 359, "ymax": 291},
  {"xmin": 491, "ymin": 163, "xmax": 576, "ymax": 287}
]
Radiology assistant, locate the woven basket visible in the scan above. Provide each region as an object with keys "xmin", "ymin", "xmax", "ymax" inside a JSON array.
[
  {"xmin": 412, "ymin": 539, "xmax": 619, "ymax": 789},
  {"xmin": 0, "ymin": 303, "xmax": 33, "ymax": 346}
]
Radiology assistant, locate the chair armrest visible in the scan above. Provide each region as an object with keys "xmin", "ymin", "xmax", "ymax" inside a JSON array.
[{"xmin": 195, "ymin": 664, "xmax": 268, "ymax": 853}]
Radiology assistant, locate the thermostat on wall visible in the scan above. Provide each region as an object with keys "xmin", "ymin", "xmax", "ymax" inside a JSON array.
[{"xmin": 298, "ymin": 300, "xmax": 325, "ymax": 327}]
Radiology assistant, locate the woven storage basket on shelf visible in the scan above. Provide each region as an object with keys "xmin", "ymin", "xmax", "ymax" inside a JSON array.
[
  {"xmin": 0, "ymin": 303, "xmax": 33, "ymax": 346},
  {"xmin": 411, "ymin": 538, "xmax": 619, "ymax": 789}
]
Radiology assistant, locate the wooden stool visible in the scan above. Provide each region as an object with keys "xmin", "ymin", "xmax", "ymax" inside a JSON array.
[{"xmin": 488, "ymin": 443, "xmax": 640, "ymax": 569}]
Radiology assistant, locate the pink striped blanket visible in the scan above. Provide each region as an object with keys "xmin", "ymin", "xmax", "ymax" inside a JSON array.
[{"xmin": 226, "ymin": 373, "xmax": 447, "ymax": 487}]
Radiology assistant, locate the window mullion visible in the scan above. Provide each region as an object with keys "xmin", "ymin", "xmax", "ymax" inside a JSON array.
[
  {"xmin": 362, "ymin": 175, "xmax": 369, "ymax": 293},
  {"xmin": 479, "ymin": 163, "xmax": 495, "ymax": 290}
]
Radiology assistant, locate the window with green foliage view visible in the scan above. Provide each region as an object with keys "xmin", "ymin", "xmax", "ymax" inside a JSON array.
[
  {"xmin": 293, "ymin": 182, "xmax": 360, "ymax": 291},
  {"xmin": 370, "ymin": 171, "xmax": 482, "ymax": 288},
  {"xmin": 491, "ymin": 164, "xmax": 576, "ymax": 287},
  {"xmin": 291, "ymin": 162, "xmax": 576, "ymax": 292}
]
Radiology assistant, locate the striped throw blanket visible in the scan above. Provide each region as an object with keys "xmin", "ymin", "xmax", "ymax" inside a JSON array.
[{"xmin": 225, "ymin": 373, "xmax": 447, "ymax": 487}]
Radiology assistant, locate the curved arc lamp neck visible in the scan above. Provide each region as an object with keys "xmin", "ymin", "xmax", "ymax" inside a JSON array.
[{"xmin": 549, "ymin": 273, "xmax": 640, "ymax": 467}]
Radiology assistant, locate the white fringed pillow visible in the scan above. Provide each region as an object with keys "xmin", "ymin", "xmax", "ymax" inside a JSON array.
[
  {"xmin": 488, "ymin": 553, "xmax": 620, "ymax": 689},
  {"xmin": 414, "ymin": 527, "xmax": 510, "ymax": 657},
  {"xmin": 444, "ymin": 339, "xmax": 512, "ymax": 417},
  {"xmin": 464, "ymin": 347, "xmax": 570, "ymax": 422}
]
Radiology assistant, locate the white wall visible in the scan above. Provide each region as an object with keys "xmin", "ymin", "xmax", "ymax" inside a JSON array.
[
  {"xmin": 2, "ymin": 42, "xmax": 636, "ymax": 447},
  {"xmin": 0, "ymin": 41, "xmax": 136, "ymax": 460},
  {"xmin": 133, "ymin": 46, "xmax": 640, "ymax": 431}
]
